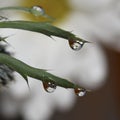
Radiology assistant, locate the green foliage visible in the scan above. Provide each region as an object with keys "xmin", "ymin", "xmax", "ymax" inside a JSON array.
[
  {"xmin": 0, "ymin": 6, "xmax": 89, "ymax": 92},
  {"xmin": 0, "ymin": 6, "xmax": 53, "ymax": 20},
  {"xmin": 0, "ymin": 53, "xmax": 80, "ymax": 89},
  {"xmin": 0, "ymin": 20, "xmax": 88, "ymax": 43}
]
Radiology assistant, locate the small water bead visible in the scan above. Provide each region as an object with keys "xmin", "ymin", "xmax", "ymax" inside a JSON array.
[
  {"xmin": 68, "ymin": 39, "xmax": 84, "ymax": 51},
  {"xmin": 43, "ymin": 81, "xmax": 56, "ymax": 93},
  {"xmin": 74, "ymin": 88, "xmax": 86, "ymax": 97},
  {"xmin": 31, "ymin": 6, "xmax": 45, "ymax": 16}
]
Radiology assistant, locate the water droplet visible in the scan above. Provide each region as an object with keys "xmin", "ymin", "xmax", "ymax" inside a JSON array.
[
  {"xmin": 68, "ymin": 39, "xmax": 84, "ymax": 51},
  {"xmin": 31, "ymin": 6, "xmax": 45, "ymax": 16},
  {"xmin": 43, "ymin": 81, "xmax": 56, "ymax": 93},
  {"xmin": 74, "ymin": 88, "xmax": 86, "ymax": 97}
]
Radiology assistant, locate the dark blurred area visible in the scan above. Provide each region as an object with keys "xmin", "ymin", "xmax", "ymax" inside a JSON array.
[{"xmin": 0, "ymin": 43, "xmax": 120, "ymax": 120}]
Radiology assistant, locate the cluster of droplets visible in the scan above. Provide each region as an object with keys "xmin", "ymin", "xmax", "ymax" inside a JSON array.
[
  {"xmin": 30, "ymin": 6, "xmax": 45, "ymax": 17},
  {"xmin": 42, "ymin": 81, "xmax": 86, "ymax": 97},
  {"xmin": 68, "ymin": 39, "xmax": 85, "ymax": 51},
  {"xmin": 68, "ymin": 39, "xmax": 87, "ymax": 95}
]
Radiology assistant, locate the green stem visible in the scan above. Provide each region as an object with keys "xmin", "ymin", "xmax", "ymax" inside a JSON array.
[
  {"xmin": 0, "ymin": 53, "xmax": 79, "ymax": 89},
  {"xmin": 0, "ymin": 6, "xmax": 30, "ymax": 12},
  {"xmin": 0, "ymin": 6, "xmax": 53, "ymax": 20},
  {"xmin": 0, "ymin": 20, "xmax": 86, "ymax": 42}
]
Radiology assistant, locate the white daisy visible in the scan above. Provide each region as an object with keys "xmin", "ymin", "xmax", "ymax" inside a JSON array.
[{"xmin": 2, "ymin": 0, "xmax": 119, "ymax": 120}]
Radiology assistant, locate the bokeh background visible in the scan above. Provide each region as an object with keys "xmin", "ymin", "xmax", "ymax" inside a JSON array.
[{"xmin": 0, "ymin": 0, "xmax": 120, "ymax": 120}]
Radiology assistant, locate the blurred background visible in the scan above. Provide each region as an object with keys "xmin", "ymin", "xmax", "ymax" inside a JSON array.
[{"xmin": 0, "ymin": 0, "xmax": 120, "ymax": 120}]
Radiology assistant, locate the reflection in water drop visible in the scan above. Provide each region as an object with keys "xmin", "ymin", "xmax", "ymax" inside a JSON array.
[
  {"xmin": 43, "ymin": 81, "xmax": 56, "ymax": 93},
  {"xmin": 31, "ymin": 6, "xmax": 45, "ymax": 16},
  {"xmin": 74, "ymin": 88, "xmax": 86, "ymax": 97},
  {"xmin": 68, "ymin": 39, "xmax": 84, "ymax": 51}
]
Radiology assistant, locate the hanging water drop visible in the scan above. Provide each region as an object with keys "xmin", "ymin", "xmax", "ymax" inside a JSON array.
[
  {"xmin": 43, "ymin": 81, "xmax": 56, "ymax": 93},
  {"xmin": 68, "ymin": 39, "xmax": 84, "ymax": 51},
  {"xmin": 74, "ymin": 88, "xmax": 86, "ymax": 97},
  {"xmin": 31, "ymin": 6, "xmax": 45, "ymax": 16}
]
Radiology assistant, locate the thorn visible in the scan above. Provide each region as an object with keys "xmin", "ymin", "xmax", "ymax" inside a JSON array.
[
  {"xmin": 21, "ymin": 73, "xmax": 31, "ymax": 91},
  {"xmin": 0, "ymin": 34, "xmax": 15, "ymax": 47}
]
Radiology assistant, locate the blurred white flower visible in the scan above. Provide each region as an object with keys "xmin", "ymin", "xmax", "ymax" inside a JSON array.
[
  {"xmin": 3, "ymin": 0, "xmax": 120, "ymax": 120},
  {"xmin": 69, "ymin": 0, "xmax": 120, "ymax": 51}
]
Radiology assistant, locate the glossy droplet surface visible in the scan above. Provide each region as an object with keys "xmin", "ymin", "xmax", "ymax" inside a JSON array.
[
  {"xmin": 69, "ymin": 40, "xmax": 84, "ymax": 51},
  {"xmin": 43, "ymin": 81, "xmax": 56, "ymax": 93},
  {"xmin": 74, "ymin": 88, "xmax": 86, "ymax": 97},
  {"xmin": 31, "ymin": 6, "xmax": 45, "ymax": 16}
]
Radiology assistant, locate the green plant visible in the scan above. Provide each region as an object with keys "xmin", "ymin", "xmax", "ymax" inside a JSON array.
[{"xmin": 0, "ymin": 5, "xmax": 89, "ymax": 96}]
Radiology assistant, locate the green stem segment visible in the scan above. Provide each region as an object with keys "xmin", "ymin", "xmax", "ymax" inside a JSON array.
[
  {"xmin": 0, "ymin": 20, "xmax": 86, "ymax": 42},
  {"xmin": 0, "ymin": 53, "xmax": 79, "ymax": 89},
  {"xmin": 0, "ymin": 6, "xmax": 53, "ymax": 20},
  {"xmin": 0, "ymin": 6, "xmax": 30, "ymax": 12}
]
